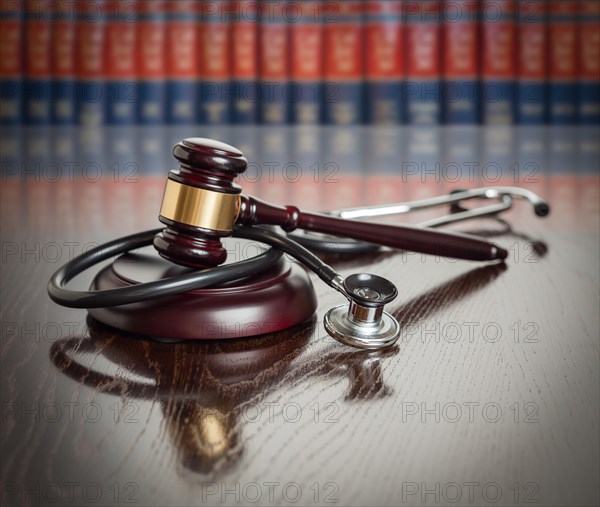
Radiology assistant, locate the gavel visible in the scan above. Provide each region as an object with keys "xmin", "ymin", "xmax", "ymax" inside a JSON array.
[{"xmin": 153, "ymin": 138, "xmax": 508, "ymax": 268}]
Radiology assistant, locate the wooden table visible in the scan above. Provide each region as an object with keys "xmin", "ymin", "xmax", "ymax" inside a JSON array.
[{"xmin": 1, "ymin": 126, "xmax": 598, "ymax": 507}]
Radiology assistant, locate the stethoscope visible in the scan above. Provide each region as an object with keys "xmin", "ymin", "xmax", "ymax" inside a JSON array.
[
  {"xmin": 48, "ymin": 185, "xmax": 550, "ymax": 350},
  {"xmin": 48, "ymin": 138, "xmax": 549, "ymax": 349},
  {"xmin": 288, "ymin": 186, "xmax": 550, "ymax": 254}
]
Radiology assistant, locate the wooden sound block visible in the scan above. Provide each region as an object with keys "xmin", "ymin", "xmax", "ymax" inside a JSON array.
[{"xmin": 88, "ymin": 239, "xmax": 318, "ymax": 341}]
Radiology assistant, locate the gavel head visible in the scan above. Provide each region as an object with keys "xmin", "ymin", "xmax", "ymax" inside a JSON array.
[{"xmin": 153, "ymin": 138, "xmax": 247, "ymax": 267}]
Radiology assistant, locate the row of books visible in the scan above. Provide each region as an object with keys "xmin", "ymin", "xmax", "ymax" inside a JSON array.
[
  {"xmin": 1, "ymin": 1, "xmax": 599, "ymax": 126},
  {"xmin": 2, "ymin": 126, "xmax": 598, "ymax": 236}
]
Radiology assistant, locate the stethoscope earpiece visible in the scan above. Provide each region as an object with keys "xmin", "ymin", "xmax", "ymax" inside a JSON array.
[{"xmin": 325, "ymin": 273, "xmax": 401, "ymax": 350}]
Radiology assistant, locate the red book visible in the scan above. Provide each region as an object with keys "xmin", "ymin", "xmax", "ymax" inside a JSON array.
[
  {"xmin": 405, "ymin": 0, "xmax": 442, "ymax": 124},
  {"xmin": 75, "ymin": 0, "xmax": 106, "ymax": 126},
  {"xmin": 290, "ymin": 0, "xmax": 323, "ymax": 124},
  {"xmin": 516, "ymin": 0, "xmax": 547, "ymax": 124},
  {"xmin": 259, "ymin": 0, "xmax": 289, "ymax": 124},
  {"xmin": 136, "ymin": 0, "xmax": 167, "ymax": 124},
  {"xmin": 198, "ymin": 0, "xmax": 231, "ymax": 124},
  {"xmin": 548, "ymin": 0, "xmax": 578, "ymax": 124},
  {"xmin": 105, "ymin": 0, "xmax": 137, "ymax": 124},
  {"xmin": 24, "ymin": 0, "xmax": 52, "ymax": 124},
  {"xmin": 231, "ymin": 0, "xmax": 258, "ymax": 123},
  {"xmin": 323, "ymin": 0, "xmax": 363, "ymax": 125},
  {"xmin": 443, "ymin": 0, "xmax": 479, "ymax": 124},
  {"xmin": 0, "ymin": 0, "xmax": 23, "ymax": 124},
  {"xmin": 481, "ymin": 0, "xmax": 516, "ymax": 124},
  {"xmin": 364, "ymin": 0, "xmax": 403, "ymax": 125},
  {"xmin": 51, "ymin": 0, "xmax": 76, "ymax": 124},
  {"xmin": 166, "ymin": 0, "xmax": 199, "ymax": 124},
  {"xmin": 578, "ymin": 0, "xmax": 600, "ymax": 124}
]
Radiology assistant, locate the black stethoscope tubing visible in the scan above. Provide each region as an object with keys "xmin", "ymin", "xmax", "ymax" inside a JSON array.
[{"xmin": 48, "ymin": 226, "xmax": 341, "ymax": 309}]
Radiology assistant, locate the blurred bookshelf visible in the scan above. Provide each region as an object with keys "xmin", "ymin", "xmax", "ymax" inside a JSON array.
[
  {"xmin": 1, "ymin": 0, "xmax": 599, "ymax": 127},
  {"xmin": 2, "ymin": 124, "xmax": 599, "ymax": 237},
  {"xmin": 2, "ymin": 1, "xmax": 599, "ymax": 238}
]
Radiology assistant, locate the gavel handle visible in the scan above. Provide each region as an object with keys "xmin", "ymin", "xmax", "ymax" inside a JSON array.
[{"xmin": 238, "ymin": 196, "xmax": 507, "ymax": 262}]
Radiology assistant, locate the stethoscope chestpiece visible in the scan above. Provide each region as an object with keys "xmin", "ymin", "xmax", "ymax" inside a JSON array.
[{"xmin": 324, "ymin": 273, "xmax": 400, "ymax": 350}]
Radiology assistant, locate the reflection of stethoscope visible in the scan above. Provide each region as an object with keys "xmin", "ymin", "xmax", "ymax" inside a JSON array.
[
  {"xmin": 48, "ymin": 139, "xmax": 550, "ymax": 350},
  {"xmin": 50, "ymin": 317, "xmax": 398, "ymax": 473}
]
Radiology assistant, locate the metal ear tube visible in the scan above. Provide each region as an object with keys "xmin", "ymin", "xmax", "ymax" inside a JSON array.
[{"xmin": 288, "ymin": 186, "xmax": 551, "ymax": 254}]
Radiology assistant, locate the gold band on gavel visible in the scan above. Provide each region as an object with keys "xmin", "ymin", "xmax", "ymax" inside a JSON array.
[{"xmin": 159, "ymin": 179, "xmax": 240, "ymax": 232}]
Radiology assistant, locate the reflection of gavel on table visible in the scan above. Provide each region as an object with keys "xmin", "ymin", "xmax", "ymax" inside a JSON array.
[
  {"xmin": 50, "ymin": 317, "xmax": 397, "ymax": 474},
  {"xmin": 153, "ymin": 138, "xmax": 508, "ymax": 268}
]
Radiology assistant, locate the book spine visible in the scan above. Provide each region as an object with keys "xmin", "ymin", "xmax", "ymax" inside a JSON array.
[
  {"xmin": 136, "ymin": 0, "xmax": 166, "ymax": 125},
  {"xmin": 323, "ymin": 0, "xmax": 363, "ymax": 125},
  {"xmin": 578, "ymin": 0, "xmax": 600, "ymax": 124},
  {"xmin": 24, "ymin": 0, "xmax": 52, "ymax": 124},
  {"xmin": 290, "ymin": 0, "xmax": 323, "ymax": 124},
  {"xmin": 404, "ymin": 0, "xmax": 442, "ymax": 125},
  {"xmin": 105, "ymin": 0, "xmax": 137, "ymax": 125},
  {"xmin": 481, "ymin": 0, "xmax": 516, "ymax": 124},
  {"xmin": 548, "ymin": 0, "xmax": 578, "ymax": 124},
  {"xmin": 198, "ymin": 0, "xmax": 231, "ymax": 124},
  {"xmin": 231, "ymin": 0, "xmax": 259, "ymax": 124},
  {"xmin": 364, "ymin": 0, "xmax": 403, "ymax": 125},
  {"xmin": 166, "ymin": 0, "xmax": 199, "ymax": 124},
  {"xmin": 259, "ymin": 0, "xmax": 289, "ymax": 124},
  {"xmin": 443, "ymin": 0, "xmax": 480, "ymax": 124},
  {"xmin": 516, "ymin": 0, "xmax": 547, "ymax": 124},
  {"xmin": 0, "ymin": 0, "xmax": 23, "ymax": 125},
  {"xmin": 51, "ymin": 0, "xmax": 76, "ymax": 124},
  {"xmin": 75, "ymin": 0, "xmax": 106, "ymax": 126}
]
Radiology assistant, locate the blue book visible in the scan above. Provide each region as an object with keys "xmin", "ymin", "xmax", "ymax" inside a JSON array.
[
  {"xmin": 75, "ymin": 0, "xmax": 106, "ymax": 126},
  {"xmin": 166, "ymin": 1, "xmax": 198, "ymax": 124},
  {"xmin": 0, "ymin": 1, "xmax": 23, "ymax": 125},
  {"xmin": 364, "ymin": 1, "xmax": 403, "ymax": 125},
  {"xmin": 198, "ymin": 0, "xmax": 231, "ymax": 124},
  {"xmin": 481, "ymin": 0, "xmax": 516, "ymax": 125},
  {"xmin": 105, "ymin": 0, "xmax": 138, "ymax": 125},
  {"xmin": 290, "ymin": 1, "xmax": 323, "ymax": 124},
  {"xmin": 404, "ymin": 0, "xmax": 442, "ymax": 125},
  {"xmin": 231, "ymin": 0, "xmax": 259, "ymax": 124},
  {"xmin": 443, "ymin": 0, "xmax": 480, "ymax": 124},
  {"xmin": 323, "ymin": 1, "xmax": 363, "ymax": 125},
  {"xmin": 516, "ymin": 0, "xmax": 547, "ymax": 124},
  {"xmin": 259, "ymin": 0, "xmax": 289, "ymax": 124},
  {"xmin": 548, "ymin": 1, "xmax": 578, "ymax": 124},
  {"xmin": 51, "ymin": 0, "xmax": 76, "ymax": 124},
  {"xmin": 578, "ymin": 1, "xmax": 600, "ymax": 125},
  {"xmin": 24, "ymin": 0, "xmax": 52, "ymax": 124},
  {"xmin": 136, "ymin": 0, "xmax": 167, "ymax": 125}
]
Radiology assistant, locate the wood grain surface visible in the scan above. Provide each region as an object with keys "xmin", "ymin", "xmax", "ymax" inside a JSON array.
[{"xmin": 1, "ymin": 126, "xmax": 599, "ymax": 507}]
